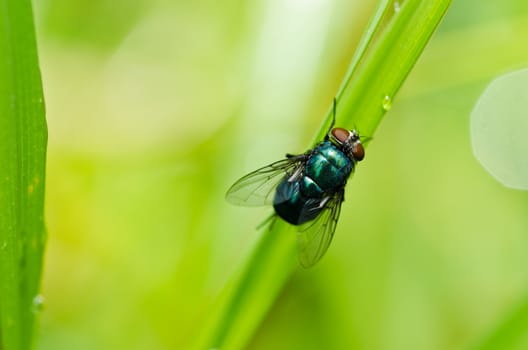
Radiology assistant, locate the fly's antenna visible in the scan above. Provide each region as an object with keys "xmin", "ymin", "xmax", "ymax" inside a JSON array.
[{"xmin": 351, "ymin": 124, "xmax": 372, "ymax": 144}]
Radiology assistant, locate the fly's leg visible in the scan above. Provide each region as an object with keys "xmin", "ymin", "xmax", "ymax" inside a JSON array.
[
  {"xmin": 257, "ymin": 212, "xmax": 277, "ymax": 231},
  {"xmin": 286, "ymin": 153, "xmax": 301, "ymax": 159},
  {"xmin": 331, "ymin": 97, "xmax": 337, "ymax": 130},
  {"xmin": 285, "ymin": 151, "xmax": 311, "ymax": 160}
]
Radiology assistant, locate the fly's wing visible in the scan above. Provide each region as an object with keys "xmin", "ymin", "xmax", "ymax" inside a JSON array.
[
  {"xmin": 296, "ymin": 190, "xmax": 344, "ymax": 268},
  {"xmin": 226, "ymin": 155, "xmax": 306, "ymax": 207}
]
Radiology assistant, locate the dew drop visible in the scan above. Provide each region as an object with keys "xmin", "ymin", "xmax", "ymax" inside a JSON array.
[
  {"xmin": 0, "ymin": 241, "xmax": 7, "ymax": 250},
  {"xmin": 32, "ymin": 294, "xmax": 45, "ymax": 313},
  {"xmin": 382, "ymin": 95, "xmax": 392, "ymax": 111},
  {"xmin": 394, "ymin": 2, "xmax": 401, "ymax": 13}
]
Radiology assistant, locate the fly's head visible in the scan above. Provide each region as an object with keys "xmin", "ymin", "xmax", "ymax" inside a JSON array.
[{"xmin": 330, "ymin": 128, "xmax": 365, "ymax": 162}]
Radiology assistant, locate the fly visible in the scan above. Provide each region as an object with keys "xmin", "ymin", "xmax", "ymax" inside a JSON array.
[{"xmin": 226, "ymin": 99, "xmax": 365, "ymax": 267}]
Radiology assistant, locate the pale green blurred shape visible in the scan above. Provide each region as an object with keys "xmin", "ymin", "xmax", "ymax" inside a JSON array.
[
  {"xmin": 471, "ymin": 69, "xmax": 528, "ymax": 190},
  {"xmin": 35, "ymin": 0, "xmax": 528, "ymax": 349}
]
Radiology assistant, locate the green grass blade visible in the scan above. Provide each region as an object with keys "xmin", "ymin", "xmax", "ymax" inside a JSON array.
[
  {"xmin": 314, "ymin": 0, "xmax": 452, "ymax": 143},
  {"xmin": 0, "ymin": 0, "xmax": 47, "ymax": 349},
  {"xmin": 469, "ymin": 298, "xmax": 528, "ymax": 350},
  {"xmin": 196, "ymin": 1, "xmax": 451, "ymax": 349},
  {"xmin": 195, "ymin": 218, "xmax": 297, "ymax": 350}
]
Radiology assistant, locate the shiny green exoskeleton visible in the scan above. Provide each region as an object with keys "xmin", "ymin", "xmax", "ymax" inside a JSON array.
[
  {"xmin": 273, "ymin": 140, "xmax": 353, "ymax": 225},
  {"xmin": 226, "ymin": 100, "xmax": 365, "ymax": 267}
]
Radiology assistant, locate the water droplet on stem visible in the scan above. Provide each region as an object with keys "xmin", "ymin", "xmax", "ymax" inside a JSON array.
[
  {"xmin": 382, "ymin": 95, "xmax": 392, "ymax": 111},
  {"xmin": 32, "ymin": 295, "xmax": 45, "ymax": 313}
]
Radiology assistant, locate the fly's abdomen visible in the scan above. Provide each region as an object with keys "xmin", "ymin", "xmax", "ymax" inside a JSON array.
[{"xmin": 273, "ymin": 179, "xmax": 322, "ymax": 225}]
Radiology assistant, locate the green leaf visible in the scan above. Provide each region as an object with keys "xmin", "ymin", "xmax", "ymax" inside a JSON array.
[
  {"xmin": 0, "ymin": 0, "xmax": 47, "ymax": 349},
  {"xmin": 195, "ymin": 0, "xmax": 452, "ymax": 349}
]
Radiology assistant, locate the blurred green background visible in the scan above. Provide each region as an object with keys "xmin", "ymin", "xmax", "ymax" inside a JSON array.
[{"xmin": 35, "ymin": 0, "xmax": 528, "ymax": 349}]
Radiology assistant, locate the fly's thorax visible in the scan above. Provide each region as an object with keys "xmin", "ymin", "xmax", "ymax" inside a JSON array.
[{"xmin": 303, "ymin": 141, "xmax": 353, "ymax": 192}]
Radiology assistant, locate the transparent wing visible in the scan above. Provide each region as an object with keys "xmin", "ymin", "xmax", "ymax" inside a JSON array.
[
  {"xmin": 296, "ymin": 190, "xmax": 344, "ymax": 268},
  {"xmin": 226, "ymin": 155, "xmax": 306, "ymax": 206}
]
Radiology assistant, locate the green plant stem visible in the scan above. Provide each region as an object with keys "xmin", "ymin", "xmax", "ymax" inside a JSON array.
[
  {"xmin": 0, "ymin": 0, "xmax": 47, "ymax": 349},
  {"xmin": 196, "ymin": 0, "xmax": 451, "ymax": 349}
]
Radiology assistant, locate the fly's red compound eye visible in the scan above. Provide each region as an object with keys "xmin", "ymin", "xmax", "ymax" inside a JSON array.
[
  {"xmin": 331, "ymin": 128, "xmax": 350, "ymax": 144},
  {"xmin": 351, "ymin": 142, "xmax": 364, "ymax": 161}
]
